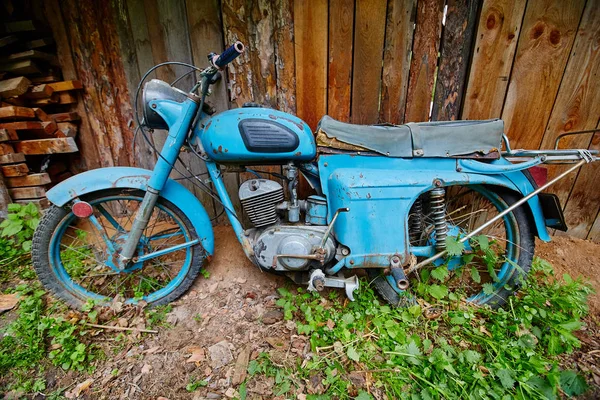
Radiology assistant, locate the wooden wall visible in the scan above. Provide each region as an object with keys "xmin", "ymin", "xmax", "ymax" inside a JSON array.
[{"xmin": 46, "ymin": 0, "xmax": 600, "ymax": 240}]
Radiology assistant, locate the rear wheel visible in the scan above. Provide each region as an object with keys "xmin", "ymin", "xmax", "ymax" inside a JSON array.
[
  {"xmin": 32, "ymin": 188, "xmax": 207, "ymax": 309},
  {"xmin": 368, "ymin": 186, "xmax": 535, "ymax": 308}
]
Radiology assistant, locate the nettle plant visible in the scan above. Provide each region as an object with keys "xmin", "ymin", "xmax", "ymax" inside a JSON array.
[{"xmin": 0, "ymin": 203, "xmax": 40, "ymax": 252}]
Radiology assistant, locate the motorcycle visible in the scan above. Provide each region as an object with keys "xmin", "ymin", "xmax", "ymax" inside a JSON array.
[{"xmin": 31, "ymin": 42, "xmax": 598, "ymax": 309}]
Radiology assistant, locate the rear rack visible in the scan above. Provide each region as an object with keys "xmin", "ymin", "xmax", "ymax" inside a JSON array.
[{"xmin": 502, "ymin": 128, "xmax": 599, "ymax": 164}]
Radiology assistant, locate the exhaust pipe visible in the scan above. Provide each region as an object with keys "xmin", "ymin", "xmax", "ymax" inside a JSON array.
[{"xmin": 389, "ymin": 255, "xmax": 410, "ymax": 290}]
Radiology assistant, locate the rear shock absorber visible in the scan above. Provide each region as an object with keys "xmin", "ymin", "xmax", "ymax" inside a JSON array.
[
  {"xmin": 408, "ymin": 198, "xmax": 423, "ymax": 245},
  {"xmin": 429, "ymin": 188, "xmax": 448, "ymax": 251}
]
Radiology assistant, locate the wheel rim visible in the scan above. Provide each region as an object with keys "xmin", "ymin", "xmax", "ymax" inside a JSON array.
[
  {"xmin": 388, "ymin": 185, "xmax": 522, "ymax": 305},
  {"xmin": 48, "ymin": 192, "xmax": 193, "ymax": 304}
]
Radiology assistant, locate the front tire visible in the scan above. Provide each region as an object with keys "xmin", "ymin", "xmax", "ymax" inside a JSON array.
[{"xmin": 32, "ymin": 189, "xmax": 207, "ymax": 309}]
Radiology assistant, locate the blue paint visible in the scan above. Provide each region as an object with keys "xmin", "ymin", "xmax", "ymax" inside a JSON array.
[
  {"xmin": 195, "ymin": 108, "xmax": 316, "ymax": 164},
  {"xmin": 458, "ymin": 157, "xmax": 544, "ymax": 173},
  {"xmin": 305, "ymin": 195, "xmax": 328, "ymax": 225}
]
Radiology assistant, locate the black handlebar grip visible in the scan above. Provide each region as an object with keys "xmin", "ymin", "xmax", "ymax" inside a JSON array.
[{"xmin": 213, "ymin": 41, "xmax": 245, "ymax": 69}]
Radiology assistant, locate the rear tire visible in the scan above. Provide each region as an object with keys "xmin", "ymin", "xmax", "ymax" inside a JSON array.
[
  {"xmin": 368, "ymin": 187, "xmax": 536, "ymax": 309},
  {"xmin": 32, "ymin": 189, "xmax": 206, "ymax": 309}
]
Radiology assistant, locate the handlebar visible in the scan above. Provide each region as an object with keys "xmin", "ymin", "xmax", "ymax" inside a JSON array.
[{"xmin": 211, "ymin": 41, "xmax": 245, "ymax": 69}]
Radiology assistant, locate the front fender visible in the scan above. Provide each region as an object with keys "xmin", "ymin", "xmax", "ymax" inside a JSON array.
[{"xmin": 46, "ymin": 167, "xmax": 214, "ymax": 255}]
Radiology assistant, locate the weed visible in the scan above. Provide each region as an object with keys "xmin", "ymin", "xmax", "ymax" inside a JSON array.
[
  {"xmin": 200, "ymin": 269, "xmax": 210, "ymax": 279},
  {"xmin": 255, "ymin": 257, "xmax": 593, "ymax": 399},
  {"xmin": 145, "ymin": 304, "xmax": 173, "ymax": 329},
  {"xmin": 194, "ymin": 313, "xmax": 203, "ymax": 322},
  {"xmin": 186, "ymin": 376, "xmax": 208, "ymax": 392}
]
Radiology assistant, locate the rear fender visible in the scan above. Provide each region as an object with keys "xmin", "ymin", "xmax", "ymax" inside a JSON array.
[{"xmin": 45, "ymin": 167, "xmax": 214, "ymax": 255}]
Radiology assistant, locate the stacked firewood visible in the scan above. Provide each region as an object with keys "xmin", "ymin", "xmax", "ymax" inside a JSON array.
[{"xmin": 0, "ymin": 19, "xmax": 81, "ymax": 209}]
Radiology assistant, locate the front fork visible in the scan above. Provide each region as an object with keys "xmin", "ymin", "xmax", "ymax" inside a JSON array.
[{"xmin": 117, "ymin": 98, "xmax": 199, "ymax": 269}]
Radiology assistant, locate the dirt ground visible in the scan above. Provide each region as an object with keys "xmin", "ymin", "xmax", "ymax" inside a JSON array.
[{"xmin": 3, "ymin": 228, "xmax": 600, "ymax": 399}]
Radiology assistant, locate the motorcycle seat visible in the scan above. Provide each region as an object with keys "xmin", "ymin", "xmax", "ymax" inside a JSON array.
[{"xmin": 315, "ymin": 116, "xmax": 504, "ymax": 158}]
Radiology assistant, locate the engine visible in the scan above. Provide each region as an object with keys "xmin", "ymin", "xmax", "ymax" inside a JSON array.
[{"xmin": 239, "ymin": 179, "xmax": 284, "ymax": 228}]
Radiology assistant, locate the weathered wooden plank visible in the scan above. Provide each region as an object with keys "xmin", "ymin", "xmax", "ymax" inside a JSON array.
[
  {"xmin": 351, "ymin": 0, "xmax": 387, "ymax": 124},
  {"xmin": 0, "ymin": 106, "xmax": 36, "ymax": 120},
  {"xmin": 4, "ymin": 20, "xmax": 41, "ymax": 33},
  {"xmin": 47, "ymin": 80, "xmax": 83, "ymax": 92},
  {"xmin": 14, "ymin": 138, "xmax": 78, "ymax": 154},
  {"xmin": 8, "ymin": 187, "xmax": 46, "ymax": 200},
  {"xmin": 0, "ymin": 170, "xmax": 9, "ymax": 218},
  {"xmin": 561, "ymin": 126, "xmax": 600, "ymax": 239},
  {"xmin": 56, "ymin": 122, "xmax": 77, "ymax": 137},
  {"xmin": 25, "ymin": 84, "xmax": 55, "ymax": 99},
  {"xmin": 432, "ymin": 0, "xmax": 479, "ymax": 121},
  {"xmin": 44, "ymin": 0, "xmax": 102, "ymax": 171},
  {"xmin": 0, "ymin": 129, "xmax": 16, "ymax": 141},
  {"xmin": 274, "ymin": 0, "xmax": 296, "ymax": 114},
  {"xmin": 538, "ymin": 1, "xmax": 600, "ymax": 207},
  {"xmin": 0, "ymin": 153, "xmax": 25, "ymax": 164},
  {"xmin": 186, "ymin": 0, "xmax": 231, "ymax": 220},
  {"xmin": 501, "ymin": 0, "xmax": 585, "ymax": 149},
  {"xmin": 327, "ymin": 0, "xmax": 354, "ymax": 122},
  {"xmin": 57, "ymin": 92, "xmax": 77, "ymax": 104},
  {"xmin": 0, "ymin": 143, "xmax": 15, "ymax": 155},
  {"xmin": 48, "ymin": 112, "xmax": 80, "ymax": 123},
  {"xmin": 404, "ymin": 0, "xmax": 444, "ymax": 123},
  {"xmin": 0, "ymin": 35, "xmax": 18, "ymax": 48},
  {"xmin": 6, "ymin": 173, "xmax": 51, "ymax": 188},
  {"xmin": 0, "ymin": 60, "xmax": 42, "ymax": 75},
  {"xmin": 0, "ymin": 77, "xmax": 31, "ymax": 99},
  {"xmin": 380, "ymin": 0, "xmax": 415, "ymax": 124},
  {"xmin": 0, "ymin": 121, "xmax": 57, "ymax": 135},
  {"xmin": 588, "ymin": 210, "xmax": 600, "ymax": 242},
  {"xmin": 294, "ymin": 0, "xmax": 328, "ymax": 130},
  {"xmin": 6, "ymin": 50, "xmax": 59, "ymax": 65},
  {"xmin": 26, "ymin": 37, "xmax": 54, "ymax": 49},
  {"xmin": 32, "ymin": 108, "xmax": 50, "ymax": 122},
  {"xmin": 1, "ymin": 163, "xmax": 29, "ymax": 177},
  {"xmin": 30, "ymin": 74, "xmax": 61, "ymax": 84},
  {"xmin": 462, "ymin": 0, "xmax": 526, "ymax": 120}
]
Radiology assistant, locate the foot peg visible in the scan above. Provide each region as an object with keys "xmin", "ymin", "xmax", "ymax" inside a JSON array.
[
  {"xmin": 389, "ymin": 255, "xmax": 410, "ymax": 290},
  {"xmin": 307, "ymin": 269, "xmax": 359, "ymax": 301}
]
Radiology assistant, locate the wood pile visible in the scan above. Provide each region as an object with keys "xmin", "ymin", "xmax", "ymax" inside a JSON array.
[{"xmin": 0, "ymin": 17, "xmax": 81, "ymax": 209}]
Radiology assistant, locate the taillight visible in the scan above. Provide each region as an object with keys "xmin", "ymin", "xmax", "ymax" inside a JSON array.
[{"xmin": 527, "ymin": 166, "xmax": 548, "ymax": 188}]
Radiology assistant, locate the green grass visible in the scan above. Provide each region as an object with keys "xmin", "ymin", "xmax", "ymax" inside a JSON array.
[{"xmin": 250, "ymin": 257, "xmax": 593, "ymax": 399}]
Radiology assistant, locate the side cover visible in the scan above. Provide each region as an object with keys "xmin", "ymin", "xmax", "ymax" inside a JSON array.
[{"xmin": 45, "ymin": 167, "xmax": 214, "ymax": 255}]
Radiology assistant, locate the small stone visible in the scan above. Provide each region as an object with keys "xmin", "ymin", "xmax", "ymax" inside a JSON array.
[
  {"xmin": 208, "ymin": 341, "xmax": 234, "ymax": 368},
  {"xmin": 348, "ymin": 371, "xmax": 366, "ymax": 388},
  {"xmin": 117, "ymin": 318, "xmax": 128, "ymax": 327},
  {"xmin": 206, "ymin": 393, "xmax": 222, "ymax": 399},
  {"xmin": 224, "ymin": 388, "xmax": 238, "ymax": 398},
  {"xmin": 262, "ymin": 310, "xmax": 283, "ymax": 325}
]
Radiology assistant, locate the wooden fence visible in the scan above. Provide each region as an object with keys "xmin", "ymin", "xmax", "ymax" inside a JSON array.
[{"xmin": 44, "ymin": 0, "xmax": 600, "ymax": 240}]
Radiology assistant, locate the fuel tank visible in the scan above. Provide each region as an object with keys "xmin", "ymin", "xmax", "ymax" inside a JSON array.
[{"xmin": 197, "ymin": 108, "xmax": 316, "ymax": 164}]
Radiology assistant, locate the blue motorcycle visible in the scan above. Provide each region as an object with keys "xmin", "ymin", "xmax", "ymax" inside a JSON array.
[{"xmin": 31, "ymin": 42, "xmax": 597, "ymax": 309}]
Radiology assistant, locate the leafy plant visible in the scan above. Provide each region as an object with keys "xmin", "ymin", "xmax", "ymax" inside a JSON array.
[
  {"xmin": 250, "ymin": 257, "xmax": 593, "ymax": 399},
  {"xmin": 186, "ymin": 376, "xmax": 208, "ymax": 392},
  {"xmin": 0, "ymin": 203, "xmax": 40, "ymax": 251}
]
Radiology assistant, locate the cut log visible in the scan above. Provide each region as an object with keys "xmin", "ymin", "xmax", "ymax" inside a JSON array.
[
  {"xmin": 32, "ymin": 108, "xmax": 50, "ymax": 121},
  {"xmin": 31, "ymin": 74, "xmax": 61, "ymax": 83},
  {"xmin": 57, "ymin": 92, "xmax": 77, "ymax": 104},
  {"xmin": 0, "ymin": 128, "xmax": 18, "ymax": 141},
  {"xmin": 6, "ymin": 173, "xmax": 51, "ymax": 187},
  {"xmin": 0, "ymin": 121, "xmax": 58, "ymax": 135},
  {"xmin": 0, "ymin": 153, "xmax": 25, "ymax": 164},
  {"xmin": 0, "ymin": 60, "xmax": 42, "ymax": 75},
  {"xmin": 25, "ymin": 84, "xmax": 55, "ymax": 99},
  {"xmin": 46, "ymin": 161, "xmax": 67, "ymax": 177},
  {"xmin": 56, "ymin": 122, "xmax": 77, "ymax": 137},
  {"xmin": 2, "ymin": 97, "xmax": 26, "ymax": 106},
  {"xmin": 0, "ymin": 35, "xmax": 19, "ymax": 48},
  {"xmin": 0, "ymin": 143, "xmax": 15, "ymax": 155},
  {"xmin": 49, "ymin": 112, "xmax": 79, "ymax": 122},
  {"xmin": 8, "ymin": 186, "xmax": 46, "ymax": 199},
  {"xmin": 0, "ymin": 106, "xmax": 36, "ymax": 120},
  {"xmin": 48, "ymin": 80, "xmax": 83, "ymax": 92},
  {"xmin": 15, "ymin": 198, "xmax": 50, "ymax": 208},
  {"xmin": 1, "ymin": 163, "xmax": 29, "ymax": 177},
  {"xmin": 26, "ymin": 38, "xmax": 55, "ymax": 49},
  {"xmin": 13, "ymin": 137, "xmax": 78, "ymax": 154},
  {"xmin": 0, "ymin": 77, "xmax": 32, "ymax": 99},
  {"xmin": 7, "ymin": 50, "xmax": 59, "ymax": 66},
  {"xmin": 29, "ymin": 94, "xmax": 59, "ymax": 106}
]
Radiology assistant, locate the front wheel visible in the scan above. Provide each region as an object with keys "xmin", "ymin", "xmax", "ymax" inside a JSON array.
[
  {"xmin": 368, "ymin": 186, "xmax": 536, "ymax": 309},
  {"xmin": 32, "ymin": 188, "xmax": 207, "ymax": 309}
]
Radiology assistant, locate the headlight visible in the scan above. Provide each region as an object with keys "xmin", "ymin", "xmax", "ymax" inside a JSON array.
[{"xmin": 142, "ymin": 79, "xmax": 189, "ymax": 130}]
